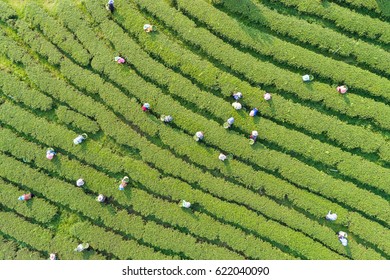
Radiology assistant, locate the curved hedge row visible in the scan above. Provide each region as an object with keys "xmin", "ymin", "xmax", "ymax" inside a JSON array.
[
  {"xmin": 24, "ymin": 3, "xmax": 91, "ymax": 66},
  {"xmin": 0, "ymin": 210, "xmax": 107, "ymax": 260},
  {"xmin": 6, "ymin": 0, "xmax": 390, "ymax": 250},
  {"xmin": 78, "ymin": 0, "xmax": 390, "ymax": 221},
  {"xmin": 111, "ymin": 2, "xmax": 390, "ymax": 174},
  {"xmin": 265, "ymin": 0, "xmax": 390, "ymax": 44},
  {"xmin": 52, "ymin": 58, "xmax": 358, "ymax": 258},
  {"xmin": 52, "ymin": 14, "xmax": 384, "ymax": 260},
  {"xmin": 0, "ymin": 94, "xmax": 308, "ymax": 260},
  {"xmin": 0, "ymin": 1, "xmax": 17, "ymax": 21},
  {"xmin": 177, "ymin": 0, "xmax": 390, "ymax": 99},
  {"xmin": 0, "ymin": 0, "xmax": 387, "ymax": 260},
  {"xmin": 12, "ymin": 39, "xmax": 390, "ymax": 262},
  {"xmin": 0, "ymin": 211, "xmax": 53, "ymax": 253},
  {"xmin": 13, "ymin": 20, "xmax": 63, "ymax": 66},
  {"xmin": 0, "ymin": 143, "xmax": 237, "ymax": 260},
  {"xmin": 70, "ymin": 222, "xmax": 174, "ymax": 260},
  {"xmin": 14, "ymin": 47, "xmax": 390, "ymax": 258},
  {"xmin": 0, "ymin": 100, "xmax": 345, "ymax": 260},
  {"xmin": 0, "ymin": 177, "xmax": 58, "ymax": 224},
  {"xmin": 0, "ymin": 121, "xmax": 332, "ymax": 259},
  {"xmin": 41, "ymin": 51, "xmax": 389, "ymax": 257},
  {"xmin": 0, "ymin": 125, "xmax": 293, "ymax": 260},
  {"xmin": 55, "ymin": 106, "xmax": 100, "ymax": 134},
  {"xmin": 0, "ymin": 7, "xmax": 354, "ymax": 260},
  {"xmin": 0, "ymin": 237, "xmax": 44, "ymax": 260},
  {"xmin": 0, "ymin": 69, "xmax": 53, "ymax": 111},
  {"xmin": 132, "ymin": 0, "xmax": 390, "ymax": 133},
  {"xmin": 119, "ymin": 1, "xmax": 389, "ymax": 160},
  {"xmin": 330, "ymin": 0, "xmax": 389, "ymax": 18},
  {"xmin": 217, "ymin": 0, "xmax": 390, "ymax": 81}
]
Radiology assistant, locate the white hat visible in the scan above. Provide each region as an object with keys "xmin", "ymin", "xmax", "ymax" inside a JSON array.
[
  {"xmin": 252, "ymin": 131, "xmax": 258, "ymax": 137},
  {"xmin": 76, "ymin": 179, "xmax": 84, "ymax": 187},
  {"xmin": 182, "ymin": 200, "xmax": 191, "ymax": 208},
  {"xmin": 232, "ymin": 102, "xmax": 242, "ymax": 110},
  {"xmin": 195, "ymin": 131, "xmax": 204, "ymax": 138},
  {"xmin": 264, "ymin": 93, "xmax": 272, "ymax": 100},
  {"xmin": 340, "ymin": 238, "xmax": 348, "ymax": 246},
  {"xmin": 326, "ymin": 212, "xmax": 337, "ymax": 221},
  {"xmin": 227, "ymin": 117, "xmax": 234, "ymax": 125},
  {"xmin": 218, "ymin": 153, "xmax": 227, "ymax": 161}
]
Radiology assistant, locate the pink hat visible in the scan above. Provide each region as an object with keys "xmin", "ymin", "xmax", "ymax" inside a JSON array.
[
  {"xmin": 337, "ymin": 86, "xmax": 348, "ymax": 94},
  {"xmin": 264, "ymin": 93, "xmax": 272, "ymax": 100}
]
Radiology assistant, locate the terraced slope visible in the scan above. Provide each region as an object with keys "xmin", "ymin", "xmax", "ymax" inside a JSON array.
[{"xmin": 0, "ymin": 0, "xmax": 388, "ymax": 260}]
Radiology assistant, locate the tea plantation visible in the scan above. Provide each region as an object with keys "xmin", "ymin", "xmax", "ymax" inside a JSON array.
[{"xmin": 0, "ymin": 0, "xmax": 389, "ymax": 260}]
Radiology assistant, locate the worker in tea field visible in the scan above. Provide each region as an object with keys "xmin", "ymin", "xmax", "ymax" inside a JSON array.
[
  {"xmin": 249, "ymin": 130, "xmax": 258, "ymax": 144},
  {"xmin": 160, "ymin": 115, "xmax": 173, "ymax": 123},
  {"xmin": 218, "ymin": 153, "xmax": 227, "ymax": 161},
  {"xmin": 337, "ymin": 85, "xmax": 348, "ymax": 94},
  {"xmin": 338, "ymin": 231, "xmax": 348, "ymax": 246},
  {"xmin": 106, "ymin": 0, "xmax": 114, "ymax": 12},
  {"xmin": 97, "ymin": 194, "xmax": 106, "ymax": 203},
  {"xmin": 142, "ymin": 103, "xmax": 150, "ymax": 112},
  {"xmin": 194, "ymin": 131, "xmax": 204, "ymax": 141},
  {"xmin": 223, "ymin": 117, "xmax": 234, "ymax": 128},
  {"xmin": 49, "ymin": 253, "xmax": 57, "ymax": 260},
  {"xmin": 326, "ymin": 210, "xmax": 337, "ymax": 221},
  {"xmin": 249, "ymin": 108, "xmax": 258, "ymax": 117},
  {"xmin": 264, "ymin": 93, "xmax": 272, "ymax": 101},
  {"xmin": 181, "ymin": 200, "xmax": 191, "ymax": 208},
  {"xmin": 302, "ymin": 74, "xmax": 314, "ymax": 82},
  {"xmin": 144, "ymin": 24, "xmax": 155, "ymax": 33},
  {"xmin": 74, "ymin": 243, "xmax": 89, "ymax": 252},
  {"xmin": 76, "ymin": 178, "xmax": 85, "ymax": 187},
  {"xmin": 18, "ymin": 193, "xmax": 33, "ymax": 201},
  {"xmin": 114, "ymin": 56, "xmax": 125, "ymax": 64},
  {"xmin": 73, "ymin": 133, "xmax": 88, "ymax": 145},
  {"xmin": 119, "ymin": 176, "xmax": 129, "ymax": 191},
  {"xmin": 46, "ymin": 148, "xmax": 56, "ymax": 160},
  {"xmin": 232, "ymin": 101, "xmax": 242, "ymax": 110},
  {"xmin": 232, "ymin": 91, "xmax": 243, "ymax": 100},
  {"xmin": 227, "ymin": 117, "xmax": 235, "ymax": 125}
]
